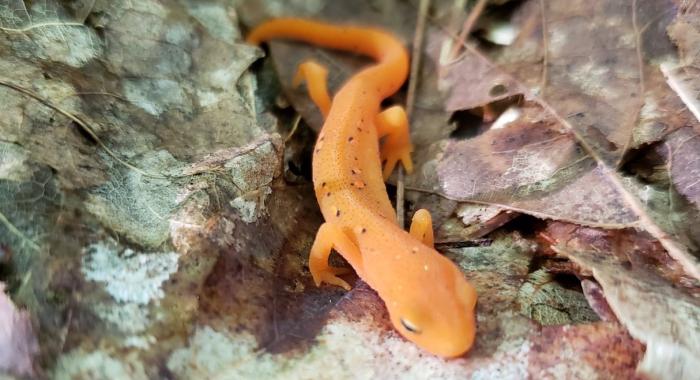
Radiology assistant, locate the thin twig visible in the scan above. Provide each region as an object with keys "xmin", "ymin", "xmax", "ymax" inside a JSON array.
[
  {"xmin": 449, "ymin": 0, "xmax": 488, "ymax": 60},
  {"xmin": 58, "ymin": 91, "xmax": 130, "ymax": 103},
  {"xmin": 539, "ymin": 0, "xmax": 549, "ymax": 96},
  {"xmin": 617, "ymin": 0, "xmax": 648, "ymax": 168},
  {"xmin": 398, "ymin": 0, "xmax": 431, "ymax": 228},
  {"xmin": 632, "ymin": 0, "xmax": 646, "ymax": 97},
  {"xmin": 397, "ymin": 167, "xmax": 406, "ymax": 227},
  {"xmin": 284, "ymin": 114, "xmax": 302, "ymax": 143},
  {"xmin": 0, "ymin": 22, "xmax": 85, "ymax": 33}
]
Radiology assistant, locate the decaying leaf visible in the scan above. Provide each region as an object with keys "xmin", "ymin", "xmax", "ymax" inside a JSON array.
[
  {"xmin": 544, "ymin": 222, "xmax": 700, "ymax": 379},
  {"xmin": 437, "ymin": 103, "xmax": 640, "ymax": 226},
  {"xmin": 428, "ymin": 0, "xmax": 700, "ymax": 281},
  {"xmin": 528, "ymin": 322, "xmax": 645, "ymax": 379},
  {"xmin": 580, "ymin": 279, "xmax": 618, "ymax": 323}
]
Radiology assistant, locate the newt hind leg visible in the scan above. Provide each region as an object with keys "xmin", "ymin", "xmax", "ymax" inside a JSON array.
[
  {"xmin": 375, "ymin": 105, "xmax": 414, "ymax": 179},
  {"xmin": 293, "ymin": 60, "xmax": 331, "ymax": 118},
  {"xmin": 309, "ymin": 223, "xmax": 364, "ymax": 291}
]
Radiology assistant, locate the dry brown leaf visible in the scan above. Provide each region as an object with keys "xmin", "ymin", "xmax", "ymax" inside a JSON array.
[
  {"xmin": 666, "ymin": 127, "xmax": 700, "ymax": 208},
  {"xmin": 528, "ymin": 322, "xmax": 645, "ymax": 379},
  {"xmin": 663, "ymin": 5, "xmax": 700, "ymax": 208},
  {"xmin": 437, "ymin": 41, "xmax": 523, "ymax": 112},
  {"xmin": 667, "ymin": 2, "xmax": 700, "ymax": 67},
  {"xmin": 544, "ymin": 222, "xmax": 700, "ymax": 379},
  {"xmin": 494, "ymin": 0, "xmax": 680, "ymax": 158},
  {"xmin": 581, "ymin": 279, "xmax": 619, "ymax": 323},
  {"xmin": 428, "ymin": 0, "xmax": 700, "ymax": 280},
  {"xmin": 437, "ymin": 103, "xmax": 640, "ymax": 227}
]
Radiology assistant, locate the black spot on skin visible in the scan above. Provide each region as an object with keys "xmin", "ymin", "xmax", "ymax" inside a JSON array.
[
  {"xmin": 361, "ymin": 228, "xmax": 367, "ymax": 233},
  {"xmin": 322, "ymin": 182, "xmax": 327, "ymax": 187},
  {"xmin": 336, "ymin": 209, "xmax": 341, "ymax": 217},
  {"xmin": 354, "ymin": 157, "xmax": 358, "ymax": 161},
  {"xmin": 326, "ymin": 192, "xmax": 331, "ymax": 197},
  {"xmin": 348, "ymin": 136, "xmax": 354, "ymax": 142},
  {"xmin": 351, "ymin": 169, "xmax": 357, "ymax": 175}
]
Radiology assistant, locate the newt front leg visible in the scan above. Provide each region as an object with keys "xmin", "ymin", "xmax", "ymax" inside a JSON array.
[
  {"xmin": 409, "ymin": 209, "xmax": 434, "ymax": 247},
  {"xmin": 375, "ymin": 105, "xmax": 414, "ymax": 179},
  {"xmin": 308, "ymin": 223, "xmax": 364, "ymax": 290}
]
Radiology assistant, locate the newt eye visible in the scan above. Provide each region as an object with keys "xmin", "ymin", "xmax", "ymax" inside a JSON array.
[{"xmin": 400, "ymin": 318, "xmax": 422, "ymax": 334}]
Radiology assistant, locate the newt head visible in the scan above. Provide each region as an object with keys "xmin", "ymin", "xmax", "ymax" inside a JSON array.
[{"xmin": 384, "ymin": 249, "xmax": 477, "ymax": 358}]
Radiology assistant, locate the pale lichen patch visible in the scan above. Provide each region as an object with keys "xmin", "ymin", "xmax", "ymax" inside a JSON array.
[
  {"xmin": 53, "ymin": 349, "xmax": 148, "ymax": 380},
  {"xmin": 167, "ymin": 326, "xmax": 272, "ymax": 379},
  {"xmin": 123, "ymin": 78, "xmax": 190, "ymax": 116},
  {"xmin": 29, "ymin": 26, "xmax": 103, "ymax": 67},
  {"xmin": 92, "ymin": 302, "xmax": 151, "ymax": 334},
  {"xmin": 81, "ymin": 240, "xmax": 179, "ymax": 305},
  {"xmin": 186, "ymin": 2, "xmax": 240, "ymax": 41},
  {"xmin": 92, "ymin": 302, "xmax": 157, "ymax": 349},
  {"xmin": 230, "ymin": 194, "xmax": 262, "ymax": 223}
]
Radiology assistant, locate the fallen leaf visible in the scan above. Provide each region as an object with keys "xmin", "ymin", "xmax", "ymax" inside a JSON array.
[
  {"xmin": 493, "ymin": 0, "xmax": 680, "ymax": 160},
  {"xmin": 528, "ymin": 322, "xmax": 645, "ymax": 380},
  {"xmin": 428, "ymin": 0, "xmax": 700, "ymax": 280},
  {"xmin": 544, "ymin": 222, "xmax": 700, "ymax": 379},
  {"xmin": 437, "ymin": 103, "xmax": 641, "ymax": 227}
]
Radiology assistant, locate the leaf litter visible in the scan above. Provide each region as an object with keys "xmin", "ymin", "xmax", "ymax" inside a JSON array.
[{"xmin": 0, "ymin": 0, "xmax": 698, "ymax": 379}]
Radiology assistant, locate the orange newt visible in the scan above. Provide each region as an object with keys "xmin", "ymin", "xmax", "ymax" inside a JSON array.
[{"xmin": 247, "ymin": 18, "xmax": 477, "ymax": 357}]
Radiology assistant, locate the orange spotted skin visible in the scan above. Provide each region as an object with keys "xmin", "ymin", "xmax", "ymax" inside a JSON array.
[{"xmin": 247, "ymin": 18, "xmax": 477, "ymax": 358}]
